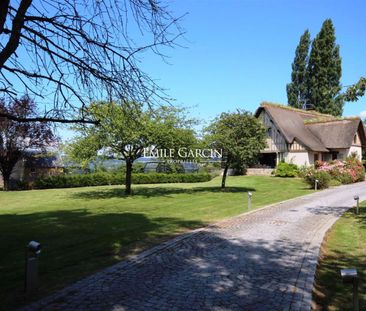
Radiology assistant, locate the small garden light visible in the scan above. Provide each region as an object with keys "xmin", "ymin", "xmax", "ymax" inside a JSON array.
[
  {"xmin": 247, "ymin": 192, "xmax": 252, "ymax": 210},
  {"xmin": 354, "ymin": 195, "xmax": 360, "ymax": 215},
  {"xmin": 315, "ymin": 179, "xmax": 319, "ymax": 191},
  {"xmin": 25, "ymin": 241, "xmax": 42, "ymax": 296},
  {"xmin": 340, "ymin": 268, "xmax": 359, "ymax": 311}
]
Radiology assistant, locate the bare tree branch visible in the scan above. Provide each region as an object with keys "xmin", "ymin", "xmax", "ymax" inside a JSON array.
[
  {"xmin": 0, "ymin": 110, "xmax": 98, "ymax": 124},
  {"xmin": 0, "ymin": 0, "xmax": 184, "ymax": 123}
]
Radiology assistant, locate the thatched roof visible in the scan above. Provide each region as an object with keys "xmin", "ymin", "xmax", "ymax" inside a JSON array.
[{"xmin": 255, "ymin": 103, "xmax": 366, "ymax": 152}]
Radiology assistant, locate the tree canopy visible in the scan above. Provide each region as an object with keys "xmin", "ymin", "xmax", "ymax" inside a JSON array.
[
  {"xmin": 0, "ymin": 96, "xmax": 56, "ymax": 190},
  {"xmin": 286, "ymin": 19, "xmax": 366, "ymax": 116},
  {"xmin": 69, "ymin": 102, "xmax": 197, "ymax": 194},
  {"xmin": 287, "ymin": 30, "xmax": 311, "ymax": 109},
  {"xmin": 307, "ymin": 19, "xmax": 343, "ymax": 116},
  {"xmin": 205, "ymin": 110, "xmax": 266, "ymax": 189},
  {"xmin": 0, "ymin": 0, "xmax": 183, "ymax": 123}
]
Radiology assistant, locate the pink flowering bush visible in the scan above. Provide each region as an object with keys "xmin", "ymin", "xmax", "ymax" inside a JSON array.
[
  {"xmin": 316, "ymin": 157, "xmax": 365, "ymax": 184},
  {"xmin": 303, "ymin": 156, "xmax": 365, "ymax": 189}
]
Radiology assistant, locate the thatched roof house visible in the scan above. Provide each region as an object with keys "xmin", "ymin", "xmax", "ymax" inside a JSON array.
[{"xmin": 254, "ymin": 103, "xmax": 366, "ymax": 167}]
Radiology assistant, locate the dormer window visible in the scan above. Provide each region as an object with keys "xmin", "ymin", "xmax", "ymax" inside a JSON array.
[{"xmin": 267, "ymin": 127, "xmax": 272, "ymax": 136}]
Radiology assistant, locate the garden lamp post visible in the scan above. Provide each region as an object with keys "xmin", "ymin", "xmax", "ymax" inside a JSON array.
[
  {"xmin": 315, "ymin": 179, "xmax": 319, "ymax": 191},
  {"xmin": 248, "ymin": 192, "xmax": 252, "ymax": 210},
  {"xmin": 354, "ymin": 195, "xmax": 360, "ymax": 215},
  {"xmin": 25, "ymin": 241, "xmax": 42, "ymax": 297},
  {"xmin": 340, "ymin": 268, "xmax": 359, "ymax": 311}
]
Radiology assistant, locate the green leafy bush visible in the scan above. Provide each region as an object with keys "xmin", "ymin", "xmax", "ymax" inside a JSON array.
[
  {"xmin": 274, "ymin": 162, "xmax": 298, "ymax": 177},
  {"xmin": 328, "ymin": 179, "xmax": 342, "ymax": 187},
  {"xmin": 34, "ymin": 172, "xmax": 212, "ymax": 189},
  {"xmin": 303, "ymin": 168, "xmax": 331, "ymax": 189}
]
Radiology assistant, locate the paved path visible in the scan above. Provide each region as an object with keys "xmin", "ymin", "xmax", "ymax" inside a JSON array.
[{"xmin": 23, "ymin": 182, "xmax": 366, "ymax": 311}]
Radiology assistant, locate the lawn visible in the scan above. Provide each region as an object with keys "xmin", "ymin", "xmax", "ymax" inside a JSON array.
[
  {"xmin": 0, "ymin": 175, "xmax": 312, "ymax": 309},
  {"xmin": 313, "ymin": 201, "xmax": 366, "ymax": 310}
]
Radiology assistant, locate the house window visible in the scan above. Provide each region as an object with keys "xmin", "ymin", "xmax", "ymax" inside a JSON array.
[
  {"xmin": 332, "ymin": 152, "xmax": 338, "ymax": 160},
  {"xmin": 354, "ymin": 134, "xmax": 357, "ymax": 144},
  {"xmin": 267, "ymin": 127, "xmax": 272, "ymax": 136},
  {"xmin": 314, "ymin": 153, "xmax": 319, "ymax": 163}
]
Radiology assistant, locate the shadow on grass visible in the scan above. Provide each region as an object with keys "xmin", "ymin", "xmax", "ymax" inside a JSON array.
[
  {"xmin": 70, "ymin": 186, "xmax": 256, "ymax": 200},
  {"xmin": 0, "ymin": 209, "xmax": 207, "ymax": 310},
  {"xmin": 313, "ymin": 208, "xmax": 366, "ymax": 310},
  {"xmin": 314, "ymin": 250, "xmax": 366, "ymax": 310}
]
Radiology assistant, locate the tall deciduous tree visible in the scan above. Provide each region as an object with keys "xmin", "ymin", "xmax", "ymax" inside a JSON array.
[
  {"xmin": 0, "ymin": 1, "xmax": 183, "ymax": 123},
  {"xmin": 0, "ymin": 96, "xmax": 56, "ymax": 190},
  {"xmin": 307, "ymin": 19, "xmax": 343, "ymax": 116},
  {"xmin": 206, "ymin": 110, "xmax": 266, "ymax": 189},
  {"xmin": 287, "ymin": 30, "xmax": 311, "ymax": 109},
  {"xmin": 70, "ymin": 102, "xmax": 197, "ymax": 195}
]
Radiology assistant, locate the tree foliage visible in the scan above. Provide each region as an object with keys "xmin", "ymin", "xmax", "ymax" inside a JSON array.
[
  {"xmin": 69, "ymin": 102, "xmax": 197, "ymax": 194},
  {"xmin": 286, "ymin": 19, "xmax": 362, "ymax": 116},
  {"xmin": 0, "ymin": 0, "xmax": 183, "ymax": 123},
  {"xmin": 344, "ymin": 77, "xmax": 366, "ymax": 102},
  {"xmin": 206, "ymin": 110, "xmax": 266, "ymax": 189},
  {"xmin": 0, "ymin": 96, "xmax": 56, "ymax": 190},
  {"xmin": 287, "ymin": 30, "xmax": 311, "ymax": 109},
  {"xmin": 307, "ymin": 19, "xmax": 343, "ymax": 116}
]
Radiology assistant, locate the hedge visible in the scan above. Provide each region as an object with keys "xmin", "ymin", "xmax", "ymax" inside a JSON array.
[{"xmin": 34, "ymin": 172, "xmax": 212, "ymax": 189}]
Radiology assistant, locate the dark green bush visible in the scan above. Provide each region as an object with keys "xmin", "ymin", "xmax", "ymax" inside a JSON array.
[
  {"xmin": 274, "ymin": 162, "xmax": 298, "ymax": 177},
  {"xmin": 34, "ymin": 172, "xmax": 212, "ymax": 189},
  {"xmin": 303, "ymin": 169, "xmax": 331, "ymax": 189}
]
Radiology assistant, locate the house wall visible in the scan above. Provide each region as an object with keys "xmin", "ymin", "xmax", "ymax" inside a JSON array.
[
  {"xmin": 283, "ymin": 151, "xmax": 313, "ymax": 166},
  {"xmin": 258, "ymin": 111, "xmax": 287, "ymax": 152},
  {"xmin": 347, "ymin": 146, "xmax": 362, "ymax": 159},
  {"xmin": 0, "ymin": 160, "xmax": 25, "ymax": 188}
]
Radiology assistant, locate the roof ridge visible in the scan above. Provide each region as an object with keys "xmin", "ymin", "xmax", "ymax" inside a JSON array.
[
  {"xmin": 304, "ymin": 116, "xmax": 361, "ymax": 125},
  {"xmin": 260, "ymin": 102, "xmax": 336, "ymax": 118}
]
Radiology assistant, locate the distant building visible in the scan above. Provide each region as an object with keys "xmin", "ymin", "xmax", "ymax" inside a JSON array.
[
  {"xmin": 0, "ymin": 151, "xmax": 64, "ymax": 189},
  {"xmin": 255, "ymin": 103, "xmax": 366, "ymax": 167}
]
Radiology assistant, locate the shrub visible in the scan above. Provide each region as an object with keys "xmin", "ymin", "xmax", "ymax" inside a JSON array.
[
  {"xmin": 317, "ymin": 158, "xmax": 365, "ymax": 184},
  {"xmin": 34, "ymin": 172, "xmax": 212, "ymax": 189},
  {"xmin": 302, "ymin": 157, "xmax": 365, "ymax": 189},
  {"xmin": 303, "ymin": 168, "xmax": 331, "ymax": 189},
  {"xmin": 274, "ymin": 162, "xmax": 298, "ymax": 177},
  {"xmin": 328, "ymin": 179, "xmax": 342, "ymax": 187}
]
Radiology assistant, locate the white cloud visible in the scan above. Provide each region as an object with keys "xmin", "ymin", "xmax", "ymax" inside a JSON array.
[{"xmin": 360, "ymin": 111, "xmax": 366, "ymax": 119}]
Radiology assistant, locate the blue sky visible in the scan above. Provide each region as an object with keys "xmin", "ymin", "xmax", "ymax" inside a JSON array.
[{"xmin": 138, "ymin": 0, "xmax": 366, "ymax": 127}]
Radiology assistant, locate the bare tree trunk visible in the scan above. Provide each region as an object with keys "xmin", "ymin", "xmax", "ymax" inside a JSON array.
[
  {"xmin": 2, "ymin": 171, "xmax": 11, "ymax": 191},
  {"xmin": 125, "ymin": 159, "xmax": 133, "ymax": 195},
  {"xmin": 221, "ymin": 162, "xmax": 230, "ymax": 189}
]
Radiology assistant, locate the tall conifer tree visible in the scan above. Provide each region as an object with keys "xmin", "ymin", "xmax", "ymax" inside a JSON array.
[
  {"xmin": 307, "ymin": 19, "xmax": 343, "ymax": 116},
  {"xmin": 287, "ymin": 30, "xmax": 311, "ymax": 109}
]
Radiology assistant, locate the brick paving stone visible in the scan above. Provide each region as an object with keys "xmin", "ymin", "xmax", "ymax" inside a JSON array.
[{"xmin": 20, "ymin": 182, "xmax": 366, "ymax": 311}]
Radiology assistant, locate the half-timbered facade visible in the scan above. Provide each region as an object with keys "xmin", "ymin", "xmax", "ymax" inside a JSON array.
[{"xmin": 254, "ymin": 103, "xmax": 366, "ymax": 167}]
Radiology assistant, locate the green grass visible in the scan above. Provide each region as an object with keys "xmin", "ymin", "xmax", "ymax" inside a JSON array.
[
  {"xmin": 313, "ymin": 202, "xmax": 366, "ymax": 310},
  {"xmin": 0, "ymin": 176, "xmax": 312, "ymax": 309}
]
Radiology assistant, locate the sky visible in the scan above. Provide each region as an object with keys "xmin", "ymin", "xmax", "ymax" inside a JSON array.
[{"xmin": 135, "ymin": 0, "xmax": 366, "ymax": 130}]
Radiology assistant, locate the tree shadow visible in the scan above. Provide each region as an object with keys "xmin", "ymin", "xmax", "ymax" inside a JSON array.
[
  {"xmin": 70, "ymin": 186, "xmax": 256, "ymax": 200},
  {"xmin": 0, "ymin": 209, "xmax": 207, "ymax": 310},
  {"xmin": 306, "ymin": 205, "xmax": 349, "ymax": 217},
  {"xmin": 21, "ymin": 226, "xmax": 324, "ymax": 310},
  {"xmin": 313, "ymin": 249, "xmax": 366, "ymax": 310}
]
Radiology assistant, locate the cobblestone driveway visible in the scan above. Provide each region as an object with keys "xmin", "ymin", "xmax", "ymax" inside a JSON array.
[{"xmin": 22, "ymin": 182, "xmax": 366, "ymax": 311}]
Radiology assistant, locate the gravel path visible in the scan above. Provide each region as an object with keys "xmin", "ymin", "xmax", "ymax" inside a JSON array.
[{"xmin": 22, "ymin": 182, "xmax": 366, "ymax": 311}]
